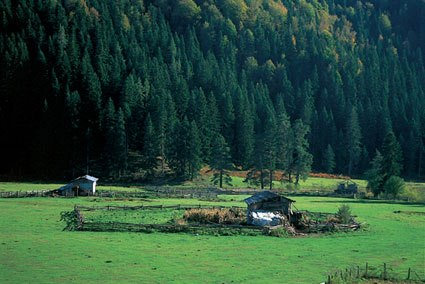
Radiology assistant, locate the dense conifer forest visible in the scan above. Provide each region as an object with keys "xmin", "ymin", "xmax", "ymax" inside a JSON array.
[{"xmin": 0, "ymin": 0, "xmax": 424, "ymax": 182}]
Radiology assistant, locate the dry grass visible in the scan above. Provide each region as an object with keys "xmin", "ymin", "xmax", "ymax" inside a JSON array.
[{"xmin": 183, "ymin": 208, "xmax": 246, "ymax": 225}]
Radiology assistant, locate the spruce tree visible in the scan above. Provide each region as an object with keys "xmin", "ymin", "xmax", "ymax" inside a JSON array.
[
  {"xmin": 210, "ymin": 134, "xmax": 233, "ymax": 188},
  {"xmin": 366, "ymin": 150, "xmax": 385, "ymax": 197},
  {"xmin": 346, "ymin": 106, "xmax": 362, "ymax": 176},
  {"xmin": 381, "ymin": 131, "xmax": 403, "ymax": 180},
  {"xmin": 323, "ymin": 144, "xmax": 336, "ymax": 174},
  {"xmin": 114, "ymin": 108, "xmax": 127, "ymax": 177},
  {"xmin": 187, "ymin": 121, "xmax": 202, "ymax": 180},
  {"xmin": 102, "ymin": 98, "xmax": 117, "ymax": 177},
  {"xmin": 142, "ymin": 114, "xmax": 158, "ymax": 177},
  {"xmin": 291, "ymin": 120, "xmax": 313, "ymax": 184},
  {"xmin": 275, "ymin": 105, "xmax": 293, "ymax": 181}
]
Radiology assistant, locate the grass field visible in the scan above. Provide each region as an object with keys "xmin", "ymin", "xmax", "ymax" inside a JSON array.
[
  {"xmin": 1, "ymin": 194, "xmax": 424, "ymax": 283},
  {"xmin": 0, "ymin": 182, "xmax": 138, "ymax": 193},
  {"xmin": 225, "ymin": 175, "xmax": 369, "ymax": 191},
  {"xmin": 0, "ymin": 175, "xmax": 421, "ymax": 194}
]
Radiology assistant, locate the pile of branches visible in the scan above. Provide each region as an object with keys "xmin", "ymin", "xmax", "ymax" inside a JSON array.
[
  {"xmin": 293, "ymin": 211, "xmax": 361, "ymax": 234},
  {"xmin": 182, "ymin": 208, "xmax": 246, "ymax": 225}
]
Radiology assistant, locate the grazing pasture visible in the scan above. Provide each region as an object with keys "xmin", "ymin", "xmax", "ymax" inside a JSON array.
[{"xmin": 0, "ymin": 193, "xmax": 424, "ymax": 283}]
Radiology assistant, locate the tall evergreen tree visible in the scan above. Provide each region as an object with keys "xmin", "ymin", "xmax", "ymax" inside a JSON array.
[
  {"xmin": 291, "ymin": 120, "xmax": 313, "ymax": 184},
  {"xmin": 210, "ymin": 134, "xmax": 233, "ymax": 188},
  {"xmin": 346, "ymin": 106, "xmax": 362, "ymax": 176},
  {"xmin": 187, "ymin": 121, "xmax": 202, "ymax": 180},
  {"xmin": 142, "ymin": 114, "xmax": 158, "ymax": 177},
  {"xmin": 366, "ymin": 150, "xmax": 385, "ymax": 197},
  {"xmin": 381, "ymin": 131, "xmax": 403, "ymax": 180},
  {"xmin": 323, "ymin": 144, "xmax": 336, "ymax": 174}
]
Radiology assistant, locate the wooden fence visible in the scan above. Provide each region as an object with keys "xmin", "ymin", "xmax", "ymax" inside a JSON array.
[
  {"xmin": 0, "ymin": 186, "xmax": 360, "ymax": 199},
  {"xmin": 325, "ymin": 262, "xmax": 425, "ymax": 283},
  {"xmin": 0, "ymin": 190, "xmax": 52, "ymax": 198},
  {"xmin": 70, "ymin": 204, "xmax": 263, "ymax": 235},
  {"xmin": 76, "ymin": 204, "xmax": 245, "ymax": 211},
  {"xmin": 0, "ymin": 189, "xmax": 219, "ymax": 199},
  {"xmin": 96, "ymin": 190, "xmax": 218, "ymax": 199}
]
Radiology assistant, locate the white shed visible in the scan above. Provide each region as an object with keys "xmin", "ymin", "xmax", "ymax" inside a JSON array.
[{"xmin": 58, "ymin": 175, "xmax": 99, "ymax": 196}]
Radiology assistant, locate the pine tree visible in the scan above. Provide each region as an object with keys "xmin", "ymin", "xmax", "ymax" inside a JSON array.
[
  {"xmin": 142, "ymin": 114, "xmax": 158, "ymax": 177},
  {"xmin": 323, "ymin": 144, "xmax": 336, "ymax": 174},
  {"xmin": 381, "ymin": 131, "xmax": 403, "ymax": 180},
  {"xmin": 114, "ymin": 108, "xmax": 127, "ymax": 177},
  {"xmin": 346, "ymin": 106, "xmax": 362, "ymax": 176},
  {"xmin": 366, "ymin": 150, "xmax": 385, "ymax": 197},
  {"xmin": 210, "ymin": 134, "xmax": 233, "ymax": 188},
  {"xmin": 102, "ymin": 98, "xmax": 117, "ymax": 177},
  {"xmin": 187, "ymin": 121, "xmax": 202, "ymax": 180},
  {"xmin": 234, "ymin": 90, "xmax": 254, "ymax": 168},
  {"xmin": 291, "ymin": 120, "xmax": 313, "ymax": 184},
  {"xmin": 275, "ymin": 102, "xmax": 293, "ymax": 180},
  {"xmin": 263, "ymin": 115, "xmax": 277, "ymax": 190}
]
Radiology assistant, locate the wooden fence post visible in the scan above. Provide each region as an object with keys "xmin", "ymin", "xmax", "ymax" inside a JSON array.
[
  {"xmin": 383, "ymin": 263, "xmax": 387, "ymax": 280},
  {"xmin": 365, "ymin": 262, "xmax": 368, "ymax": 278}
]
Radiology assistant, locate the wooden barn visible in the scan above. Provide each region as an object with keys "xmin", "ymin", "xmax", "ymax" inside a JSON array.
[
  {"xmin": 58, "ymin": 175, "xmax": 99, "ymax": 196},
  {"xmin": 244, "ymin": 191, "xmax": 296, "ymax": 225}
]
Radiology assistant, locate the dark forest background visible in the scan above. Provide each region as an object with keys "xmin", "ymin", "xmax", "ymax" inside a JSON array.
[{"xmin": 0, "ymin": 0, "xmax": 424, "ymax": 181}]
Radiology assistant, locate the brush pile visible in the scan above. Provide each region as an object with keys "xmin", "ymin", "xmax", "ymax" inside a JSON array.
[{"xmin": 183, "ymin": 208, "xmax": 246, "ymax": 225}]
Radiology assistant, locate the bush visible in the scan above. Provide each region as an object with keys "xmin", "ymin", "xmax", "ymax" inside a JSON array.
[
  {"xmin": 383, "ymin": 176, "xmax": 405, "ymax": 198},
  {"xmin": 336, "ymin": 204, "xmax": 352, "ymax": 224},
  {"xmin": 400, "ymin": 187, "xmax": 425, "ymax": 202},
  {"xmin": 267, "ymin": 227, "xmax": 289, "ymax": 237}
]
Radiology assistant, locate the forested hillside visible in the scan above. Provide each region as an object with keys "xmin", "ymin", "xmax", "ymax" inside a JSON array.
[{"xmin": 0, "ymin": 0, "xmax": 424, "ymax": 181}]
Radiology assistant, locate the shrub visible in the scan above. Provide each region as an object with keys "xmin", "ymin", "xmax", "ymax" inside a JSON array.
[
  {"xmin": 267, "ymin": 227, "xmax": 289, "ymax": 237},
  {"xmin": 383, "ymin": 176, "xmax": 405, "ymax": 199},
  {"xmin": 399, "ymin": 187, "xmax": 425, "ymax": 202},
  {"xmin": 336, "ymin": 204, "xmax": 352, "ymax": 224},
  {"xmin": 60, "ymin": 210, "xmax": 80, "ymax": 231}
]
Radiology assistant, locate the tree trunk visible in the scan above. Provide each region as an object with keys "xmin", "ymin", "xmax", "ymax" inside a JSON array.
[
  {"xmin": 219, "ymin": 169, "xmax": 223, "ymax": 189},
  {"xmin": 419, "ymin": 143, "xmax": 423, "ymax": 178},
  {"xmin": 295, "ymin": 173, "xmax": 300, "ymax": 185},
  {"xmin": 260, "ymin": 169, "xmax": 264, "ymax": 190},
  {"xmin": 269, "ymin": 170, "xmax": 273, "ymax": 191},
  {"xmin": 348, "ymin": 158, "xmax": 353, "ymax": 177}
]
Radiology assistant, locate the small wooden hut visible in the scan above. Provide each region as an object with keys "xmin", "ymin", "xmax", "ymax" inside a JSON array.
[
  {"xmin": 58, "ymin": 175, "xmax": 98, "ymax": 196},
  {"xmin": 244, "ymin": 191, "xmax": 296, "ymax": 225},
  {"xmin": 335, "ymin": 180, "xmax": 358, "ymax": 194}
]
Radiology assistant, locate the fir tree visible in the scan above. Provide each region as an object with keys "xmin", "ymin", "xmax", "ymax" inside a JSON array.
[
  {"xmin": 210, "ymin": 134, "xmax": 233, "ymax": 188},
  {"xmin": 381, "ymin": 131, "xmax": 403, "ymax": 180},
  {"xmin": 187, "ymin": 121, "xmax": 202, "ymax": 180},
  {"xmin": 291, "ymin": 120, "xmax": 313, "ymax": 184},
  {"xmin": 142, "ymin": 114, "xmax": 158, "ymax": 177},
  {"xmin": 346, "ymin": 106, "xmax": 362, "ymax": 176},
  {"xmin": 323, "ymin": 144, "xmax": 336, "ymax": 174}
]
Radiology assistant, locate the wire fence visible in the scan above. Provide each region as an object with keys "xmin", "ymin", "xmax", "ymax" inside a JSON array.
[{"xmin": 324, "ymin": 262, "xmax": 425, "ymax": 283}]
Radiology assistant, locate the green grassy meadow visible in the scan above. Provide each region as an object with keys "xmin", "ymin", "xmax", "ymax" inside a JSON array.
[
  {"xmin": 226, "ymin": 175, "xmax": 368, "ymax": 191},
  {"xmin": 1, "ymin": 193, "xmax": 424, "ymax": 283}
]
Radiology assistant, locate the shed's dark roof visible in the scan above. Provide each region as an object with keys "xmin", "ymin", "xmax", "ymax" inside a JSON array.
[{"xmin": 244, "ymin": 191, "xmax": 295, "ymax": 205}]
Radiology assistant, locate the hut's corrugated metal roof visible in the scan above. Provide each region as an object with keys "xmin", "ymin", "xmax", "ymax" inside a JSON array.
[
  {"xmin": 74, "ymin": 175, "xmax": 98, "ymax": 182},
  {"xmin": 244, "ymin": 191, "xmax": 295, "ymax": 205}
]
